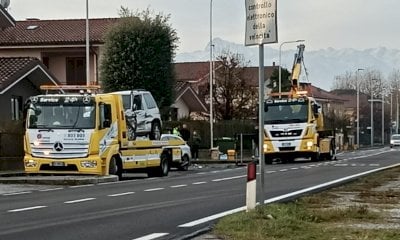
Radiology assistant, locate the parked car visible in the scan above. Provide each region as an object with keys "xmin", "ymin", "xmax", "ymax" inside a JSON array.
[
  {"xmin": 111, "ymin": 90, "xmax": 162, "ymax": 140},
  {"xmin": 160, "ymin": 134, "xmax": 191, "ymax": 171},
  {"xmin": 390, "ymin": 134, "xmax": 400, "ymax": 148}
]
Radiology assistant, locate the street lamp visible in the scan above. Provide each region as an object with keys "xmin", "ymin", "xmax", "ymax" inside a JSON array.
[
  {"xmin": 278, "ymin": 40, "xmax": 305, "ymax": 94},
  {"xmin": 370, "ymin": 78, "xmax": 380, "ymax": 147},
  {"xmin": 209, "ymin": 0, "xmax": 214, "ymax": 149},
  {"xmin": 356, "ymin": 68, "xmax": 364, "ymax": 149},
  {"xmin": 86, "ymin": 0, "xmax": 90, "ymax": 86}
]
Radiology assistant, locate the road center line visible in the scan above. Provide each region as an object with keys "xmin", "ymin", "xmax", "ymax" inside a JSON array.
[
  {"xmin": 64, "ymin": 198, "xmax": 96, "ymax": 204},
  {"xmin": 2, "ymin": 191, "xmax": 31, "ymax": 196},
  {"xmin": 132, "ymin": 233, "xmax": 169, "ymax": 240},
  {"xmin": 170, "ymin": 184, "xmax": 187, "ymax": 188},
  {"xmin": 39, "ymin": 188, "xmax": 63, "ymax": 192},
  {"xmin": 192, "ymin": 182, "xmax": 207, "ymax": 185},
  {"xmin": 8, "ymin": 205, "xmax": 47, "ymax": 213},
  {"xmin": 144, "ymin": 188, "xmax": 164, "ymax": 192},
  {"xmin": 69, "ymin": 184, "xmax": 94, "ymax": 188},
  {"xmin": 108, "ymin": 192, "xmax": 135, "ymax": 197}
]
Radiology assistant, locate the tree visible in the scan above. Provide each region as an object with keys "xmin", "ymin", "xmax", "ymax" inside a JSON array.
[
  {"xmin": 212, "ymin": 51, "xmax": 258, "ymax": 120},
  {"xmin": 100, "ymin": 7, "xmax": 179, "ymax": 110},
  {"xmin": 267, "ymin": 67, "xmax": 291, "ymax": 93}
]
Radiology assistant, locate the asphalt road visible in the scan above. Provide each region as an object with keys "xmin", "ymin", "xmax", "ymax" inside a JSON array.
[{"xmin": 0, "ymin": 148, "xmax": 399, "ymax": 240}]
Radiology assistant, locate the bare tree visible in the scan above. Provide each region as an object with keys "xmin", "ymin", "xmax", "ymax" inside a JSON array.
[{"xmin": 212, "ymin": 51, "xmax": 258, "ymax": 120}]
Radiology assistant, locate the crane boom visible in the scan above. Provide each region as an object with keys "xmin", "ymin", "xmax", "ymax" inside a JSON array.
[{"xmin": 290, "ymin": 44, "xmax": 305, "ymax": 93}]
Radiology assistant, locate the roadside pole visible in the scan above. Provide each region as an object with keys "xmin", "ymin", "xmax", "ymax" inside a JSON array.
[{"xmin": 245, "ymin": 0, "xmax": 277, "ymax": 204}]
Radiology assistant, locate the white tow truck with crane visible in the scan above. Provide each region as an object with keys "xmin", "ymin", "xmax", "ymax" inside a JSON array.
[
  {"xmin": 263, "ymin": 44, "xmax": 336, "ymax": 163},
  {"xmin": 23, "ymin": 85, "xmax": 191, "ymax": 179}
]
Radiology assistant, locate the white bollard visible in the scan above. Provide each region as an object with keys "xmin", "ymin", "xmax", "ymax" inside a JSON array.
[{"xmin": 246, "ymin": 161, "xmax": 257, "ymax": 212}]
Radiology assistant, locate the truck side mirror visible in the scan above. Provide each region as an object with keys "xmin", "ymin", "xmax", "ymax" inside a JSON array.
[
  {"xmin": 264, "ymin": 102, "xmax": 268, "ymax": 112},
  {"xmin": 313, "ymin": 104, "xmax": 318, "ymax": 118}
]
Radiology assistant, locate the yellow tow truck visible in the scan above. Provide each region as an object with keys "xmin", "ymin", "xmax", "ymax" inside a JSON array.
[
  {"xmin": 23, "ymin": 85, "xmax": 190, "ymax": 179},
  {"xmin": 263, "ymin": 44, "xmax": 336, "ymax": 163}
]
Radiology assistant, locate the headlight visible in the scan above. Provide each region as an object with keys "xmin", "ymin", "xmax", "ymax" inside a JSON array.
[
  {"xmin": 391, "ymin": 140, "xmax": 395, "ymax": 144},
  {"xmin": 307, "ymin": 141, "xmax": 313, "ymax": 147},
  {"xmin": 25, "ymin": 159, "xmax": 38, "ymax": 167},
  {"xmin": 263, "ymin": 143, "xmax": 268, "ymax": 151},
  {"xmin": 80, "ymin": 160, "xmax": 97, "ymax": 168}
]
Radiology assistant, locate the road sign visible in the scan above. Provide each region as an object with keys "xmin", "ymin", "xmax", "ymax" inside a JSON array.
[{"xmin": 245, "ymin": 0, "xmax": 277, "ymax": 46}]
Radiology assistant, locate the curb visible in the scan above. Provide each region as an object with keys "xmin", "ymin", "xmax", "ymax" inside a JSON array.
[{"xmin": 0, "ymin": 172, "xmax": 118, "ymax": 185}]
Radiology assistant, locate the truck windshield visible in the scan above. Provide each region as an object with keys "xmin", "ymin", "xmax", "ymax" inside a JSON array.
[
  {"xmin": 27, "ymin": 96, "xmax": 95, "ymax": 129},
  {"xmin": 264, "ymin": 100, "xmax": 308, "ymax": 124}
]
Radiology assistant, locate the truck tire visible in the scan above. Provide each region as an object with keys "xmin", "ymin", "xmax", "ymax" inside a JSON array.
[
  {"xmin": 148, "ymin": 154, "xmax": 169, "ymax": 177},
  {"xmin": 109, "ymin": 156, "xmax": 122, "ymax": 180},
  {"xmin": 150, "ymin": 121, "xmax": 161, "ymax": 140},
  {"xmin": 178, "ymin": 154, "xmax": 190, "ymax": 171},
  {"xmin": 311, "ymin": 152, "xmax": 320, "ymax": 162}
]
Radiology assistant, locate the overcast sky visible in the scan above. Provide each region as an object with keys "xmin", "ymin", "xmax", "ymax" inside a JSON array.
[{"xmin": 6, "ymin": 0, "xmax": 400, "ymax": 54}]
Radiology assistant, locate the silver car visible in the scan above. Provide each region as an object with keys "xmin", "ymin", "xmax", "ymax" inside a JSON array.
[
  {"xmin": 160, "ymin": 134, "xmax": 191, "ymax": 171},
  {"xmin": 390, "ymin": 134, "xmax": 400, "ymax": 148},
  {"xmin": 111, "ymin": 90, "xmax": 162, "ymax": 140}
]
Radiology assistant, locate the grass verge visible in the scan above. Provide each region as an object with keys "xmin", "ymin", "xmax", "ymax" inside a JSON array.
[{"xmin": 212, "ymin": 167, "xmax": 400, "ymax": 240}]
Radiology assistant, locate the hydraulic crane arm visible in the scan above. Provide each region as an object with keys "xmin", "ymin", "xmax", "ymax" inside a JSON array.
[{"xmin": 291, "ymin": 44, "xmax": 305, "ymax": 93}]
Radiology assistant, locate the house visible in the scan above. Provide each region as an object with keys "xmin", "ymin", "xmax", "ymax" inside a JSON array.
[
  {"xmin": 0, "ymin": 57, "xmax": 60, "ymax": 121},
  {"xmin": 0, "ymin": 17, "xmax": 208, "ymax": 120},
  {"xmin": 173, "ymin": 61, "xmax": 278, "ymax": 119},
  {"xmin": 0, "ymin": 18, "xmax": 118, "ymax": 85}
]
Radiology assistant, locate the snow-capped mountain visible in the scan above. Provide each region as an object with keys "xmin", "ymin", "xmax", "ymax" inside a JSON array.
[{"xmin": 175, "ymin": 38, "xmax": 400, "ymax": 91}]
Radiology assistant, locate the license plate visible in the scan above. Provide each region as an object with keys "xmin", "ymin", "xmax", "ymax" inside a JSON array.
[
  {"xmin": 51, "ymin": 161, "xmax": 65, "ymax": 167},
  {"xmin": 282, "ymin": 142, "xmax": 291, "ymax": 147}
]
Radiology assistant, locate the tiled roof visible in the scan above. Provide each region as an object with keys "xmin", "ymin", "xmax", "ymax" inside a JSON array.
[
  {"xmin": 0, "ymin": 57, "xmax": 59, "ymax": 92},
  {"xmin": 174, "ymin": 61, "xmax": 277, "ymax": 87},
  {"xmin": 0, "ymin": 18, "xmax": 118, "ymax": 46}
]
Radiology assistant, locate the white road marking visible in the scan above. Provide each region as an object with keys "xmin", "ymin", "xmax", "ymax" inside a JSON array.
[
  {"xmin": 144, "ymin": 188, "xmax": 164, "ymax": 192},
  {"xmin": 64, "ymin": 198, "xmax": 96, "ymax": 204},
  {"xmin": 179, "ymin": 163, "xmax": 400, "ymax": 228},
  {"xmin": 108, "ymin": 192, "xmax": 135, "ymax": 197},
  {"xmin": 290, "ymin": 167, "xmax": 299, "ymax": 170},
  {"xmin": 132, "ymin": 233, "xmax": 169, "ymax": 240},
  {"xmin": 2, "ymin": 191, "xmax": 31, "ymax": 196},
  {"xmin": 69, "ymin": 184, "xmax": 94, "ymax": 188},
  {"xmin": 8, "ymin": 206, "xmax": 47, "ymax": 212},
  {"xmin": 39, "ymin": 188, "xmax": 63, "ymax": 192},
  {"xmin": 212, "ymin": 175, "xmax": 246, "ymax": 182},
  {"xmin": 170, "ymin": 184, "xmax": 187, "ymax": 188},
  {"xmin": 279, "ymin": 169, "xmax": 288, "ymax": 172},
  {"xmin": 334, "ymin": 164, "xmax": 348, "ymax": 167},
  {"xmin": 192, "ymin": 182, "xmax": 207, "ymax": 185},
  {"xmin": 266, "ymin": 171, "xmax": 276, "ymax": 174},
  {"xmin": 196, "ymin": 172, "xmax": 206, "ymax": 175}
]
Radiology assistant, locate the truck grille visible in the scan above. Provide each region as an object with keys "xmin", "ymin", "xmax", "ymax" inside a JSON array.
[
  {"xmin": 30, "ymin": 142, "xmax": 89, "ymax": 159},
  {"xmin": 270, "ymin": 129, "xmax": 303, "ymax": 138}
]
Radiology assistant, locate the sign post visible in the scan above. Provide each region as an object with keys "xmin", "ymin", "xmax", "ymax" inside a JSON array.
[{"xmin": 245, "ymin": 0, "xmax": 277, "ymax": 204}]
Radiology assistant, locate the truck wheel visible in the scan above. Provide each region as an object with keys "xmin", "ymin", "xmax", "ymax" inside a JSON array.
[
  {"xmin": 150, "ymin": 121, "xmax": 161, "ymax": 140},
  {"xmin": 178, "ymin": 155, "xmax": 190, "ymax": 171},
  {"xmin": 148, "ymin": 154, "xmax": 169, "ymax": 177},
  {"xmin": 109, "ymin": 156, "xmax": 122, "ymax": 180},
  {"xmin": 311, "ymin": 152, "xmax": 320, "ymax": 162}
]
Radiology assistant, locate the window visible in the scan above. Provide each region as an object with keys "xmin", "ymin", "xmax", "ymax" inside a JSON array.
[
  {"xmin": 11, "ymin": 96, "xmax": 22, "ymax": 120},
  {"xmin": 143, "ymin": 93, "xmax": 157, "ymax": 109},
  {"xmin": 66, "ymin": 57, "xmax": 86, "ymax": 85}
]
